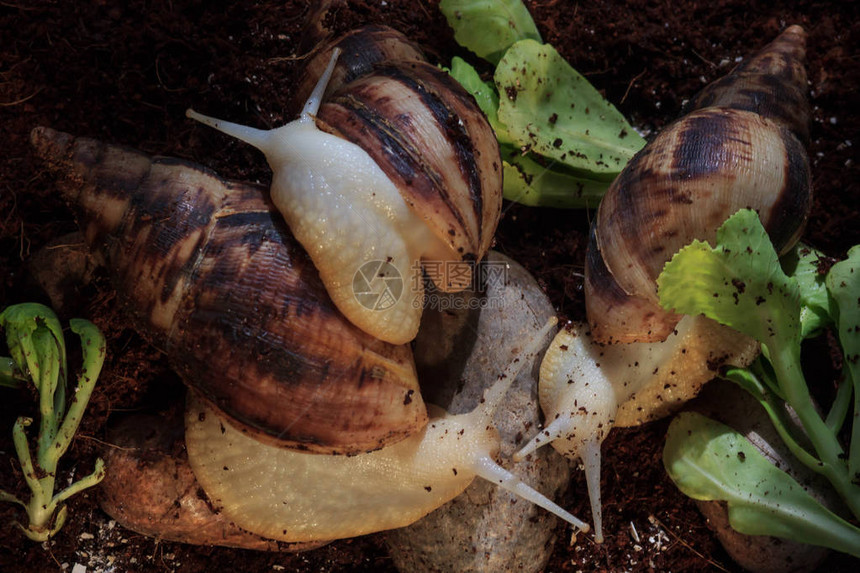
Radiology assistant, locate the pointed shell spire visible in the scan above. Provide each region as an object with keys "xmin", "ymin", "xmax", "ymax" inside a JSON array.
[
  {"xmin": 689, "ymin": 25, "xmax": 810, "ymax": 143},
  {"xmin": 585, "ymin": 26, "xmax": 812, "ymax": 344}
]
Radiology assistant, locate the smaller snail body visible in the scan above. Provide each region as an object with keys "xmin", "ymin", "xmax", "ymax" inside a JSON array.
[
  {"xmin": 188, "ymin": 27, "xmax": 502, "ymax": 345},
  {"xmin": 184, "ymin": 317, "xmax": 590, "ymax": 543},
  {"xmin": 516, "ymin": 316, "xmax": 759, "ymax": 541},
  {"xmin": 516, "ymin": 26, "xmax": 811, "ymax": 542}
]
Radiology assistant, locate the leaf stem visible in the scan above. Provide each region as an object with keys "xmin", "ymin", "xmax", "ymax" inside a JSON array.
[{"xmin": 773, "ymin": 344, "xmax": 860, "ymax": 518}]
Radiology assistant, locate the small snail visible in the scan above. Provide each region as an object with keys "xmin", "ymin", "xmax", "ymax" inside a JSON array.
[
  {"xmin": 515, "ymin": 25, "xmax": 812, "ymax": 541},
  {"xmin": 187, "ymin": 26, "xmax": 503, "ymax": 345}
]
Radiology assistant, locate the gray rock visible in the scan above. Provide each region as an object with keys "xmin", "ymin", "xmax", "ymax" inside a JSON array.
[{"xmin": 385, "ymin": 251, "xmax": 571, "ymax": 573}]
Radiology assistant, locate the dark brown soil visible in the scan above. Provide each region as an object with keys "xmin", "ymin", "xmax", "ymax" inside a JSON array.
[{"xmin": 1, "ymin": 1, "xmax": 858, "ymax": 572}]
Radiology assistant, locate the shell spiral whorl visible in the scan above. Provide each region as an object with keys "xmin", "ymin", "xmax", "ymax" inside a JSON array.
[{"xmin": 585, "ymin": 25, "xmax": 812, "ymax": 344}]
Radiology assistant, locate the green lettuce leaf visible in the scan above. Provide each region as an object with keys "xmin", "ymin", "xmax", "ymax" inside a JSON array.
[
  {"xmin": 495, "ymin": 39, "xmax": 645, "ymax": 175},
  {"xmin": 780, "ymin": 243, "xmax": 835, "ymax": 338},
  {"xmin": 657, "ymin": 209, "xmax": 801, "ymax": 353},
  {"xmin": 664, "ymin": 412, "xmax": 860, "ymax": 557},
  {"xmin": 447, "ymin": 56, "xmax": 512, "ymax": 144},
  {"xmin": 501, "ymin": 146, "xmax": 609, "ymax": 208},
  {"xmin": 439, "ymin": 0, "xmax": 541, "ymax": 65},
  {"xmin": 825, "ymin": 245, "xmax": 860, "ymax": 477}
]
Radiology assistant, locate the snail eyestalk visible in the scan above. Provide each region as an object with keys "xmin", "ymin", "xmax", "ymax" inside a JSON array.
[{"xmin": 0, "ymin": 303, "xmax": 107, "ymax": 541}]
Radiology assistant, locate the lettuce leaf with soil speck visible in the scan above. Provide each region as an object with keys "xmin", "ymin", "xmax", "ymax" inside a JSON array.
[
  {"xmin": 501, "ymin": 146, "xmax": 610, "ymax": 208},
  {"xmin": 658, "ymin": 209, "xmax": 860, "ymax": 554},
  {"xmin": 824, "ymin": 245, "xmax": 860, "ymax": 479},
  {"xmin": 447, "ymin": 56, "xmax": 512, "ymax": 144},
  {"xmin": 439, "ymin": 0, "xmax": 541, "ymax": 65},
  {"xmin": 664, "ymin": 412, "xmax": 860, "ymax": 557},
  {"xmin": 495, "ymin": 40, "xmax": 645, "ymax": 175}
]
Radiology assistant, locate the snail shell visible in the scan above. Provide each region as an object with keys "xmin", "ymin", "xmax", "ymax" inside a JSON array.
[
  {"xmin": 188, "ymin": 26, "xmax": 503, "ymax": 345},
  {"xmin": 30, "ymin": 126, "xmax": 426, "ymax": 456},
  {"xmin": 585, "ymin": 25, "xmax": 812, "ymax": 344}
]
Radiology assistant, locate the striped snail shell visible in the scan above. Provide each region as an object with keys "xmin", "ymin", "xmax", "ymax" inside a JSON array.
[
  {"xmin": 30, "ymin": 126, "xmax": 426, "ymax": 456},
  {"xmin": 188, "ymin": 25, "xmax": 503, "ymax": 345},
  {"xmin": 585, "ymin": 25, "xmax": 812, "ymax": 344}
]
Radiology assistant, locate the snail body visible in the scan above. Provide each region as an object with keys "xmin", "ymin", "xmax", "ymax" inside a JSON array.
[
  {"xmin": 516, "ymin": 26, "xmax": 812, "ymax": 541},
  {"xmin": 184, "ymin": 317, "xmax": 589, "ymax": 543},
  {"xmin": 188, "ymin": 26, "xmax": 502, "ymax": 345}
]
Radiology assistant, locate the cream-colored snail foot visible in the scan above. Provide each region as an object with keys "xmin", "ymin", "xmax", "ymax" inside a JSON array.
[
  {"xmin": 99, "ymin": 405, "xmax": 326, "ymax": 552},
  {"xmin": 185, "ymin": 307, "xmax": 586, "ymax": 544}
]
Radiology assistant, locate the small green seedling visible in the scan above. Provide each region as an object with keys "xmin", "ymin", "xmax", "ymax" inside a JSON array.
[
  {"xmin": 658, "ymin": 210, "xmax": 860, "ymax": 556},
  {"xmin": 0, "ymin": 303, "xmax": 107, "ymax": 541}
]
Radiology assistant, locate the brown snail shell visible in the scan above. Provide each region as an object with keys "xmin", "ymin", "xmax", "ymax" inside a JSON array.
[
  {"xmin": 317, "ymin": 56, "xmax": 502, "ymax": 274},
  {"xmin": 30, "ymin": 126, "xmax": 426, "ymax": 456},
  {"xmin": 585, "ymin": 25, "xmax": 812, "ymax": 344},
  {"xmin": 296, "ymin": 24, "xmax": 501, "ymax": 269}
]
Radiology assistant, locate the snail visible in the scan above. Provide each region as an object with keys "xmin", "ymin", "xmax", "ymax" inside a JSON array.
[
  {"xmin": 514, "ymin": 25, "xmax": 812, "ymax": 541},
  {"xmin": 187, "ymin": 25, "xmax": 503, "ymax": 345},
  {"xmin": 31, "ymin": 128, "xmax": 588, "ymax": 543},
  {"xmin": 29, "ymin": 22, "xmax": 587, "ymax": 548},
  {"xmin": 31, "ymin": 127, "xmax": 588, "ymax": 545}
]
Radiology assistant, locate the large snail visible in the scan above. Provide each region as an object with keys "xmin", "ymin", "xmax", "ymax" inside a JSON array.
[
  {"xmin": 514, "ymin": 25, "xmax": 812, "ymax": 541},
  {"xmin": 187, "ymin": 25, "xmax": 502, "ymax": 345},
  {"xmin": 30, "ymin": 24, "xmax": 585, "ymax": 550}
]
